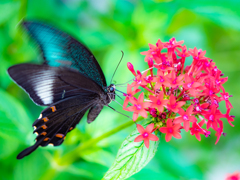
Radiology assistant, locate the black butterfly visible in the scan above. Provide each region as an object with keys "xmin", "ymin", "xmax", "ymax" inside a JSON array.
[{"xmin": 7, "ymin": 21, "xmax": 116, "ymax": 159}]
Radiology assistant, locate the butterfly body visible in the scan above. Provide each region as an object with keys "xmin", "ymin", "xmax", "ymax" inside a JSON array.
[{"xmin": 7, "ymin": 21, "xmax": 115, "ymax": 159}]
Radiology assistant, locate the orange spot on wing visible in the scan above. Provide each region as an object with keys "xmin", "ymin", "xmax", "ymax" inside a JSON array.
[
  {"xmin": 43, "ymin": 137, "xmax": 49, "ymax": 141},
  {"xmin": 42, "ymin": 117, "xmax": 49, "ymax": 122},
  {"xmin": 41, "ymin": 132, "xmax": 47, "ymax": 136},
  {"xmin": 69, "ymin": 127, "xmax": 73, "ymax": 131},
  {"xmin": 41, "ymin": 125, "xmax": 47, "ymax": 129},
  {"xmin": 50, "ymin": 106, "xmax": 56, "ymax": 112},
  {"xmin": 56, "ymin": 134, "xmax": 65, "ymax": 138}
]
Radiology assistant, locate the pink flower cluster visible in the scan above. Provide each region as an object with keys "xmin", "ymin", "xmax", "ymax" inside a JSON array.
[
  {"xmin": 123, "ymin": 38, "xmax": 234, "ymax": 147},
  {"xmin": 226, "ymin": 172, "xmax": 240, "ymax": 180}
]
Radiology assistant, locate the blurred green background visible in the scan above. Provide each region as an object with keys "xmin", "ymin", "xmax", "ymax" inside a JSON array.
[{"xmin": 1, "ymin": 0, "xmax": 240, "ymax": 180}]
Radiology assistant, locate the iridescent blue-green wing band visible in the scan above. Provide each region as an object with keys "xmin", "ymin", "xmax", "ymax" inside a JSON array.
[{"xmin": 22, "ymin": 21, "xmax": 107, "ymax": 87}]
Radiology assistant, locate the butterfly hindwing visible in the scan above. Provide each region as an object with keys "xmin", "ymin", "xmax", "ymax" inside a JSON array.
[
  {"xmin": 7, "ymin": 63, "xmax": 104, "ymax": 106},
  {"xmin": 22, "ymin": 21, "xmax": 107, "ymax": 87},
  {"xmin": 17, "ymin": 95, "xmax": 98, "ymax": 159}
]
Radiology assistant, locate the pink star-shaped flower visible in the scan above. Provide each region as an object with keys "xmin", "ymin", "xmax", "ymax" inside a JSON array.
[
  {"xmin": 149, "ymin": 91, "xmax": 168, "ymax": 113},
  {"xmin": 167, "ymin": 94, "xmax": 185, "ymax": 113},
  {"xmin": 134, "ymin": 123, "xmax": 159, "ymax": 148},
  {"xmin": 174, "ymin": 105, "xmax": 197, "ymax": 132},
  {"xmin": 123, "ymin": 84, "xmax": 140, "ymax": 108},
  {"xmin": 159, "ymin": 119, "xmax": 182, "ymax": 142},
  {"xmin": 125, "ymin": 93, "xmax": 151, "ymax": 121}
]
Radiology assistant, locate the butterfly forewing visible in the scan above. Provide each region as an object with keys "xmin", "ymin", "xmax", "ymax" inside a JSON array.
[
  {"xmin": 22, "ymin": 21, "xmax": 107, "ymax": 87},
  {"xmin": 8, "ymin": 64, "xmax": 104, "ymax": 106}
]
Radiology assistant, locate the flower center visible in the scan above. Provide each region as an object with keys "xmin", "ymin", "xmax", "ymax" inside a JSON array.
[
  {"xmin": 209, "ymin": 90, "xmax": 214, "ymax": 95},
  {"xmin": 195, "ymin": 106, "xmax": 201, "ymax": 112},
  {"xmin": 157, "ymin": 100, "xmax": 161, "ymax": 105},
  {"xmin": 172, "ymin": 104, "xmax": 177, "ymax": 109},
  {"xmin": 135, "ymin": 104, "xmax": 142, "ymax": 110},
  {"xmin": 142, "ymin": 132, "xmax": 149, "ymax": 138},
  {"xmin": 187, "ymin": 83, "xmax": 192, "ymax": 88},
  {"xmin": 168, "ymin": 128, "xmax": 173, "ymax": 133},
  {"xmin": 160, "ymin": 76, "xmax": 164, "ymax": 82},
  {"xmin": 172, "ymin": 79, "xmax": 177, "ymax": 84},
  {"xmin": 209, "ymin": 114, "xmax": 214, "ymax": 121},
  {"xmin": 205, "ymin": 62, "xmax": 210, "ymax": 67},
  {"xmin": 224, "ymin": 95, "xmax": 229, "ymax": 100},
  {"xmin": 137, "ymin": 80, "xmax": 142, "ymax": 85},
  {"xmin": 183, "ymin": 115, "xmax": 188, "ymax": 120}
]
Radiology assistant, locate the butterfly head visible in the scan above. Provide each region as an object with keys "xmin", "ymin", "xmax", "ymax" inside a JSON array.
[
  {"xmin": 108, "ymin": 84, "xmax": 115, "ymax": 93},
  {"xmin": 106, "ymin": 84, "xmax": 115, "ymax": 102}
]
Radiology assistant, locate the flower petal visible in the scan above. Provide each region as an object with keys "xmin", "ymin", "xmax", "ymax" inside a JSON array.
[
  {"xmin": 169, "ymin": 94, "xmax": 176, "ymax": 105},
  {"xmin": 146, "ymin": 123, "xmax": 154, "ymax": 133},
  {"xmin": 125, "ymin": 105, "xmax": 135, "ymax": 111},
  {"xmin": 149, "ymin": 95, "xmax": 157, "ymax": 102},
  {"xmin": 159, "ymin": 127, "xmax": 168, "ymax": 133},
  {"xmin": 148, "ymin": 134, "xmax": 159, "ymax": 141},
  {"xmin": 189, "ymin": 116, "xmax": 197, "ymax": 123},
  {"xmin": 144, "ymin": 139, "xmax": 150, "ymax": 148},
  {"xmin": 133, "ymin": 112, "xmax": 139, "ymax": 121},
  {"xmin": 156, "ymin": 106, "xmax": 164, "ymax": 113},
  {"xmin": 173, "ymin": 132, "xmax": 182, "ymax": 139},
  {"xmin": 136, "ymin": 124, "xmax": 145, "ymax": 134},
  {"xmin": 129, "ymin": 97, "xmax": 137, "ymax": 105},
  {"xmin": 178, "ymin": 108, "xmax": 185, "ymax": 116},
  {"xmin": 186, "ymin": 105, "xmax": 193, "ymax": 115},
  {"xmin": 142, "ymin": 102, "xmax": 152, "ymax": 108},
  {"xmin": 195, "ymin": 133, "xmax": 201, "ymax": 141},
  {"xmin": 123, "ymin": 99, "xmax": 129, "ymax": 108},
  {"xmin": 165, "ymin": 133, "xmax": 172, "ymax": 142},
  {"xmin": 158, "ymin": 91, "xmax": 164, "ymax": 100},
  {"xmin": 183, "ymin": 121, "xmax": 190, "ymax": 132},
  {"xmin": 173, "ymin": 124, "xmax": 181, "ymax": 131},
  {"xmin": 139, "ymin": 109, "xmax": 148, "ymax": 118},
  {"xmin": 176, "ymin": 101, "xmax": 186, "ymax": 108},
  {"xmin": 134, "ymin": 135, "xmax": 144, "ymax": 142},
  {"xmin": 174, "ymin": 117, "xmax": 183, "ymax": 124},
  {"xmin": 138, "ymin": 93, "xmax": 144, "ymax": 103},
  {"xmin": 166, "ymin": 119, "xmax": 173, "ymax": 127}
]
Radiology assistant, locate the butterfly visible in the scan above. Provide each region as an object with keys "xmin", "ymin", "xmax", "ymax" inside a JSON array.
[{"xmin": 7, "ymin": 21, "xmax": 116, "ymax": 159}]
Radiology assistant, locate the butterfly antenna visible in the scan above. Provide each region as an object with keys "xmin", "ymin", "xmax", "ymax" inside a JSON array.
[
  {"xmin": 115, "ymin": 93, "xmax": 125, "ymax": 101},
  {"xmin": 115, "ymin": 78, "xmax": 134, "ymax": 86},
  {"xmin": 113, "ymin": 99, "xmax": 124, "ymax": 107},
  {"xmin": 107, "ymin": 105, "xmax": 133, "ymax": 120},
  {"xmin": 115, "ymin": 89, "xmax": 126, "ymax": 94},
  {"xmin": 110, "ymin": 50, "xmax": 124, "ymax": 85}
]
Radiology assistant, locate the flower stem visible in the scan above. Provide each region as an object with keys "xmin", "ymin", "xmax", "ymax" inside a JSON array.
[{"xmin": 59, "ymin": 117, "xmax": 144, "ymax": 165}]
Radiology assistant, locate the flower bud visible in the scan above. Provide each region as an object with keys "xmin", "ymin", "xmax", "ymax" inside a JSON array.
[
  {"xmin": 127, "ymin": 62, "xmax": 137, "ymax": 76},
  {"xmin": 148, "ymin": 58, "xmax": 154, "ymax": 77}
]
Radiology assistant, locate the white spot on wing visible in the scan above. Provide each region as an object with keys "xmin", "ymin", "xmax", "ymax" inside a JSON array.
[
  {"xmin": 34, "ymin": 70, "xmax": 55, "ymax": 105},
  {"xmin": 38, "ymin": 114, "xmax": 42, "ymax": 119}
]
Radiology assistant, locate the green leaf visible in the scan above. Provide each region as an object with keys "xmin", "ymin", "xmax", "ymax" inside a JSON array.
[
  {"xmin": 0, "ymin": 89, "xmax": 32, "ymax": 141},
  {"xmin": 102, "ymin": 126, "xmax": 161, "ymax": 180}
]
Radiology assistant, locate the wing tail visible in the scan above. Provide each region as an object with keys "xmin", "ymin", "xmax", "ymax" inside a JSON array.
[{"xmin": 17, "ymin": 143, "xmax": 39, "ymax": 159}]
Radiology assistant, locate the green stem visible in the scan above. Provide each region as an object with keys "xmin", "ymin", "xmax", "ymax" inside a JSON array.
[{"xmin": 58, "ymin": 117, "xmax": 144, "ymax": 165}]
